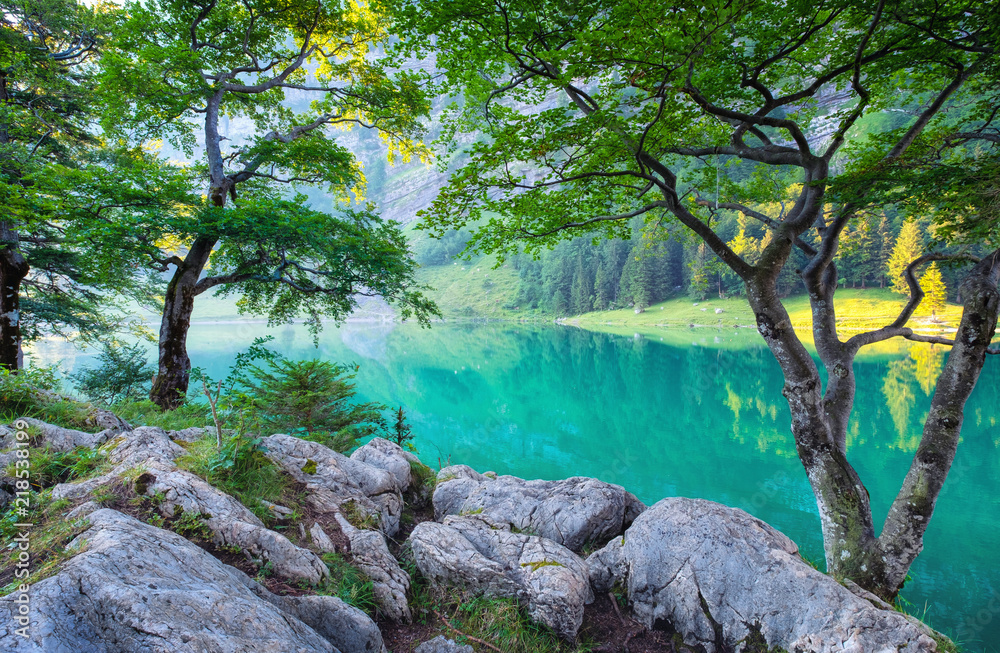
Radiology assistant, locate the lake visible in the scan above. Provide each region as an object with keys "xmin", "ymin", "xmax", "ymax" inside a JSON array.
[{"xmin": 29, "ymin": 320, "xmax": 1000, "ymax": 650}]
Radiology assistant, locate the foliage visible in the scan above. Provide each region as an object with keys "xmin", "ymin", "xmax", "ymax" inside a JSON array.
[
  {"xmin": 886, "ymin": 220, "xmax": 924, "ymax": 296},
  {"xmin": 318, "ymin": 552, "xmax": 378, "ymax": 614},
  {"xmin": 70, "ymin": 341, "xmax": 156, "ymax": 405},
  {"xmin": 0, "ymin": 490, "xmax": 82, "ymax": 596},
  {"xmin": 4, "ymin": 444, "xmax": 109, "ymax": 491},
  {"xmin": 250, "ymin": 358, "xmax": 386, "ymax": 452},
  {"xmin": 390, "ymin": 405, "xmax": 414, "ymax": 450},
  {"xmin": 176, "ymin": 433, "xmax": 293, "ymax": 526},
  {"xmin": 920, "ymin": 264, "xmax": 948, "ymax": 317}
]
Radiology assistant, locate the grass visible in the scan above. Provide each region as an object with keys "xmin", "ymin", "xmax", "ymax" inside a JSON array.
[
  {"xmin": 113, "ymin": 400, "xmax": 213, "ymax": 432},
  {"xmin": 4, "ymin": 444, "xmax": 111, "ymax": 491},
  {"xmin": 0, "ymin": 491, "xmax": 87, "ymax": 596},
  {"xmin": 174, "ymin": 434, "xmax": 299, "ymax": 526},
  {"xmin": 318, "ymin": 551, "xmax": 378, "ymax": 614},
  {"xmin": 415, "ymin": 254, "xmax": 552, "ymax": 321}
]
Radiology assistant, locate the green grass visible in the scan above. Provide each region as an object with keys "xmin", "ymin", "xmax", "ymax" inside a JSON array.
[
  {"xmin": 318, "ymin": 552, "xmax": 378, "ymax": 614},
  {"xmin": 415, "ymin": 254, "xmax": 551, "ymax": 321},
  {"xmin": 113, "ymin": 400, "xmax": 213, "ymax": 432},
  {"xmin": 175, "ymin": 434, "xmax": 298, "ymax": 526},
  {"xmin": 0, "ymin": 492, "xmax": 87, "ymax": 597},
  {"xmin": 4, "ymin": 445, "xmax": 111, "ymax": 491}
]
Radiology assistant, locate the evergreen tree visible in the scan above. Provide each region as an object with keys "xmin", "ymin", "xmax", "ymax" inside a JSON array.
[
  {"xmin": 874, "ymin": 214, "xmax": 894, "ymax": 289},
  {"xmin": 921, "ymin": 263, "xmax": 947, "ymax": 317},
  {"xmin": 887, "ymin": 219, "xmax": 923, "ymax": 295},
  {"xmin": 569, "ymin": 253, "xmax": 593, "ymax": 314}
]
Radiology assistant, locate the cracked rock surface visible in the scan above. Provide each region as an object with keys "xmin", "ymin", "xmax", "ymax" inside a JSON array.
[
  {"xmin": 587, "ymin": 497, "xmax": 937, "ymax": 653},
  {"xmin": 263, "ymin": 433, "xmax": 403, "ymax": 536},
  {"xmin": 432, "ymin": 464, "xmax": 645, "ymax": 552},
  {"xmin": 409, "ymin": 514, "xmax": 593, "ymax": 640},
  {"xmin": 0, "ymin": 509, "xmax": 386, "ymax": 653},
  {"xmin": 335, "ymin": 513, "xmax": 412, "ymax": 623}
]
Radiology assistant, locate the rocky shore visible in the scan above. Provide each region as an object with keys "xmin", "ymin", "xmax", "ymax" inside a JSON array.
[{"xmin": 0, "ymin": 414, "xmax": 949, "ymax": 652}]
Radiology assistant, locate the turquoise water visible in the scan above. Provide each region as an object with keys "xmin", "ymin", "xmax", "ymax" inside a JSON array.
[{"xmin": 31, "ymin": 321, "xmax": 1000, "ymax": 649}]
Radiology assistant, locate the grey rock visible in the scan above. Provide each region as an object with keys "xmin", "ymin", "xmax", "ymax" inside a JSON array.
[
  {"xmin": 263, "ymin": 433, "xmax": 403, "ymax": 536},
  {"xmin": 65, "ymin": 500, "xmax": 101, "ymax": 521},
  {"xmin": 595, "ymin": 497, "xmax": 937, "ymax": 653},
  {"xmin": 267, "ymin": 594, "xmax": 389, "ymax": 653},
  {"xmin": 335, "ymin": 513, "xmax": 412, "ymax": 623},
  {"xmin": 310, "ymin": 522, "xmax": 338, "ymax": 553},
  {"xmin": 105, "ymin": 426, "xmax": 185, "ymax": 468},
  {"xmin": 0, "ymin": 509, "xmax": 358, "ymax": 652},
  {"xmin": 350, "ymin": 437, "xmax": 413, "ymax": 491},
  {"xmin": 409, "ymin": 515, "xmax": 593, "ymax": 640},
  {"xmin": 166, "ymin": 426, "xmax": 213, "ymax": 442},
  {"xmin": 433, "ymin": 464, "xmax": 646, "ymax": 551},
  {"xmin": 415, "ymin": 636, "xmax": 474, "ymax": 653},
  {"xmin": 15, "ymin": 417, "xmax": 110, "ymax": 451}
]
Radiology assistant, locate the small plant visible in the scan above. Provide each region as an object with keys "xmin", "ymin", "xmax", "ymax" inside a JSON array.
[
  {"xmin": 319, "ymin": 552, "xmax": 378, "ymax": 614},
  {"xmin": 341, "ymin": 499, "xmax": 380, "ymax": 530},
  {"xmin": 255, "ymin": 560, "xmax": 276, "ymax": 582},
  {"xmin": 6, "ymin": 445, "xmax": 110, "ymax": 491},
  {"xmin": 170, "ymin": 509, "xmax": 213, "ymax": 540},
  {"xmin": 390, "ymin": 405, "xmax": 415, "ymax": 450},
  {"xmin": 69, "ymin": 342, "xmax": 155, "ymax": 405},
  {"xmin": 249, "ymin": 358, "xmax": 386, "ymax": 452}
]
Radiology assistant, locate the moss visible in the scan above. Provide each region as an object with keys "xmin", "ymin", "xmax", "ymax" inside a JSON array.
[
  {"xmin": 459, "ymin": 507, "xmax": 484, "ymax": 516},
  {"xmin": 409, "ymin": 459, "xmax": 436, "ymax": 490},
  {"xmin": 341, "ymin": 499, "xmax": 380, "ymax": 530},
  {"xmin": 301, "ymin": 459, "xmax": 318, "ymax": 475},
  {"xmin": 520, "ymin": 559, "xmax": 565, "ymax": 572}
]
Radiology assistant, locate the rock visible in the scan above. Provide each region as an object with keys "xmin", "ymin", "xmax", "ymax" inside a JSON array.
[
  {"xmin": 335, "ymin": 513, "xmax": 412, "ymax": 623},
  {"xmin": 433, "ymin": 465, "xmax": 646, "ymax": 551},
  {"xmin": 52, "ymin": 458, "xmax": 329, "ymax": 586},
  {"xmin": 263, "ymin": 433, "xmax": 403, "ymax": 536},
  {"xmin": 0, "ymin": 509, "xmax": 384, "ymax": 652},
  {"xmin": 409, "ymin": 515, "xmax": 593, "ymax": 640},
  {"xmin": 65, "ymin": 500, "xmax": 101, "ymax": 521},
  {"xmin": 14, "ymin": 417, "xmax": 110, "ymax": 451},
  {"xmin": 715, "ymin": 308, "xmax": 724, "ymax": 314},
  {"xmin": 310, "ymin": 522, "xmax": 338, "ymax": 553},
  {"xmin": 415, "ymin": 635, "xmax": 474, "ymax": 653},
  {"xmin": 591, "ymin": 497, "xmax": 937, "ymax": 653},
  {"xmin": 267, "ymin": 594, "xmax": 389, "ymax": 653},
  {"xmin": 350, "ymin": 437, "xmax": 413, "ymax": 491},
  {"xmin": 167, "ymin": 426, "xmax": 213, "ymax": 442},
  {"xmin": 104, "ymin": 426, "xmax": 185, "ymax": 468}
]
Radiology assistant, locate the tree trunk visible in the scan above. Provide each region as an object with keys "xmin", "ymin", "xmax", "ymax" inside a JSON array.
[
  {"xmin": 149, "ymin": 236, "xmax": 216, "ymax": 409},
  {"xmin": 0, "ymin": 222, "xmax": 29, "ymax": 371}
]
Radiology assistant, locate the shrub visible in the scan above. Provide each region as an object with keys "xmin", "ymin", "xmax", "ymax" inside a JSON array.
[
  {"xmin": 70, "ymin": 342, "xmax": 155, "ymax": 405},
  {"xmin": 249, "ymin": 358, "xmax": 386, "ymax": 452}
]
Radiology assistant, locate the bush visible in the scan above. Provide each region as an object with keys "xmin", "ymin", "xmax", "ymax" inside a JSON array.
[
  {"xmin": 70, "ymin": 342, "xmax": 155, "ymax": 405},
  {"xmin": 249, "ymin": 358, "xmax": 386, "ymax": 452},
  {"xmin": 0, "ymin": 365, "xmax": 60, "ymax": 419}
]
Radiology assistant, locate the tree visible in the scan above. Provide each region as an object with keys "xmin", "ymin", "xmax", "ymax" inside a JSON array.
[
  {"xmin": 0, "ymin": 0, "xmax": 124, "ymax": 369},
  {"xmin": 94, "ymin": 0, "xmax": 437, "ymax": 409},
  {"xmin": 250, "ymin": 358, "xmax": 385, "ymax": 452},
  {"xmin": 387, "ymin": 0, "xmax": 1000, "ymax": 599},
  {"xmin": 886, "ymin": 220, "xmax": 923, "ymax": 295},
  {"xmin": 921, "ymin": 263, "xmax": 948, "ymax": 317}
]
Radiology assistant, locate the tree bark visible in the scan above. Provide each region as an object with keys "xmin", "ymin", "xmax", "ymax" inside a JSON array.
[
  {"xmin": 149, "ymin": 236, "xmax": 216, "ymax": 409},
  {"xmin": 0, "ymin": 222, "xmax": 29, "ymax": 371}
]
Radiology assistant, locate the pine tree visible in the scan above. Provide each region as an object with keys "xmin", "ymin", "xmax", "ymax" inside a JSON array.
[
  {"xmin": 887, "ymin": 219, "xmax": 923, "ymax": 295},
  {"xmin": 570, "ymin": 254, "xmax": 593, "ymax": 314},
  {"xmin": 874, "ymin": 214, "xmax": 894, "ymax": 289},
  {"xmin": 921, "ymin": 263, "xmax": 947, "ymax": 317}
]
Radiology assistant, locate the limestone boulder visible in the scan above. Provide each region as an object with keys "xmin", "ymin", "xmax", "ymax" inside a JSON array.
[
  {"xmin": 0, "ymin": 509, "xmax": 385, "ymax": 653},
  {"xmin": 409, "ymin": 515, "xmax": 593, "ymax": 640},
  {"xmin": 415, "ymin": 636, "xmax": 474, "ymax": 653},
  {"xmin": 335, "ymin": 513, "xmax": 411, "ymax": 623},
  {"xmin": 263, "ymin": 433, "xmax": 403, "ymax": 536},
  {"xmin": 433, "ymin": 465, "xmax": 646, "ymax": 551},
  {"xmin": 587, "ymin": 497, "xmax": 937, "ymax": 653},
  {"xmin": 350, "ymin": 437, "xmax": 413, "ymax": 491}
]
